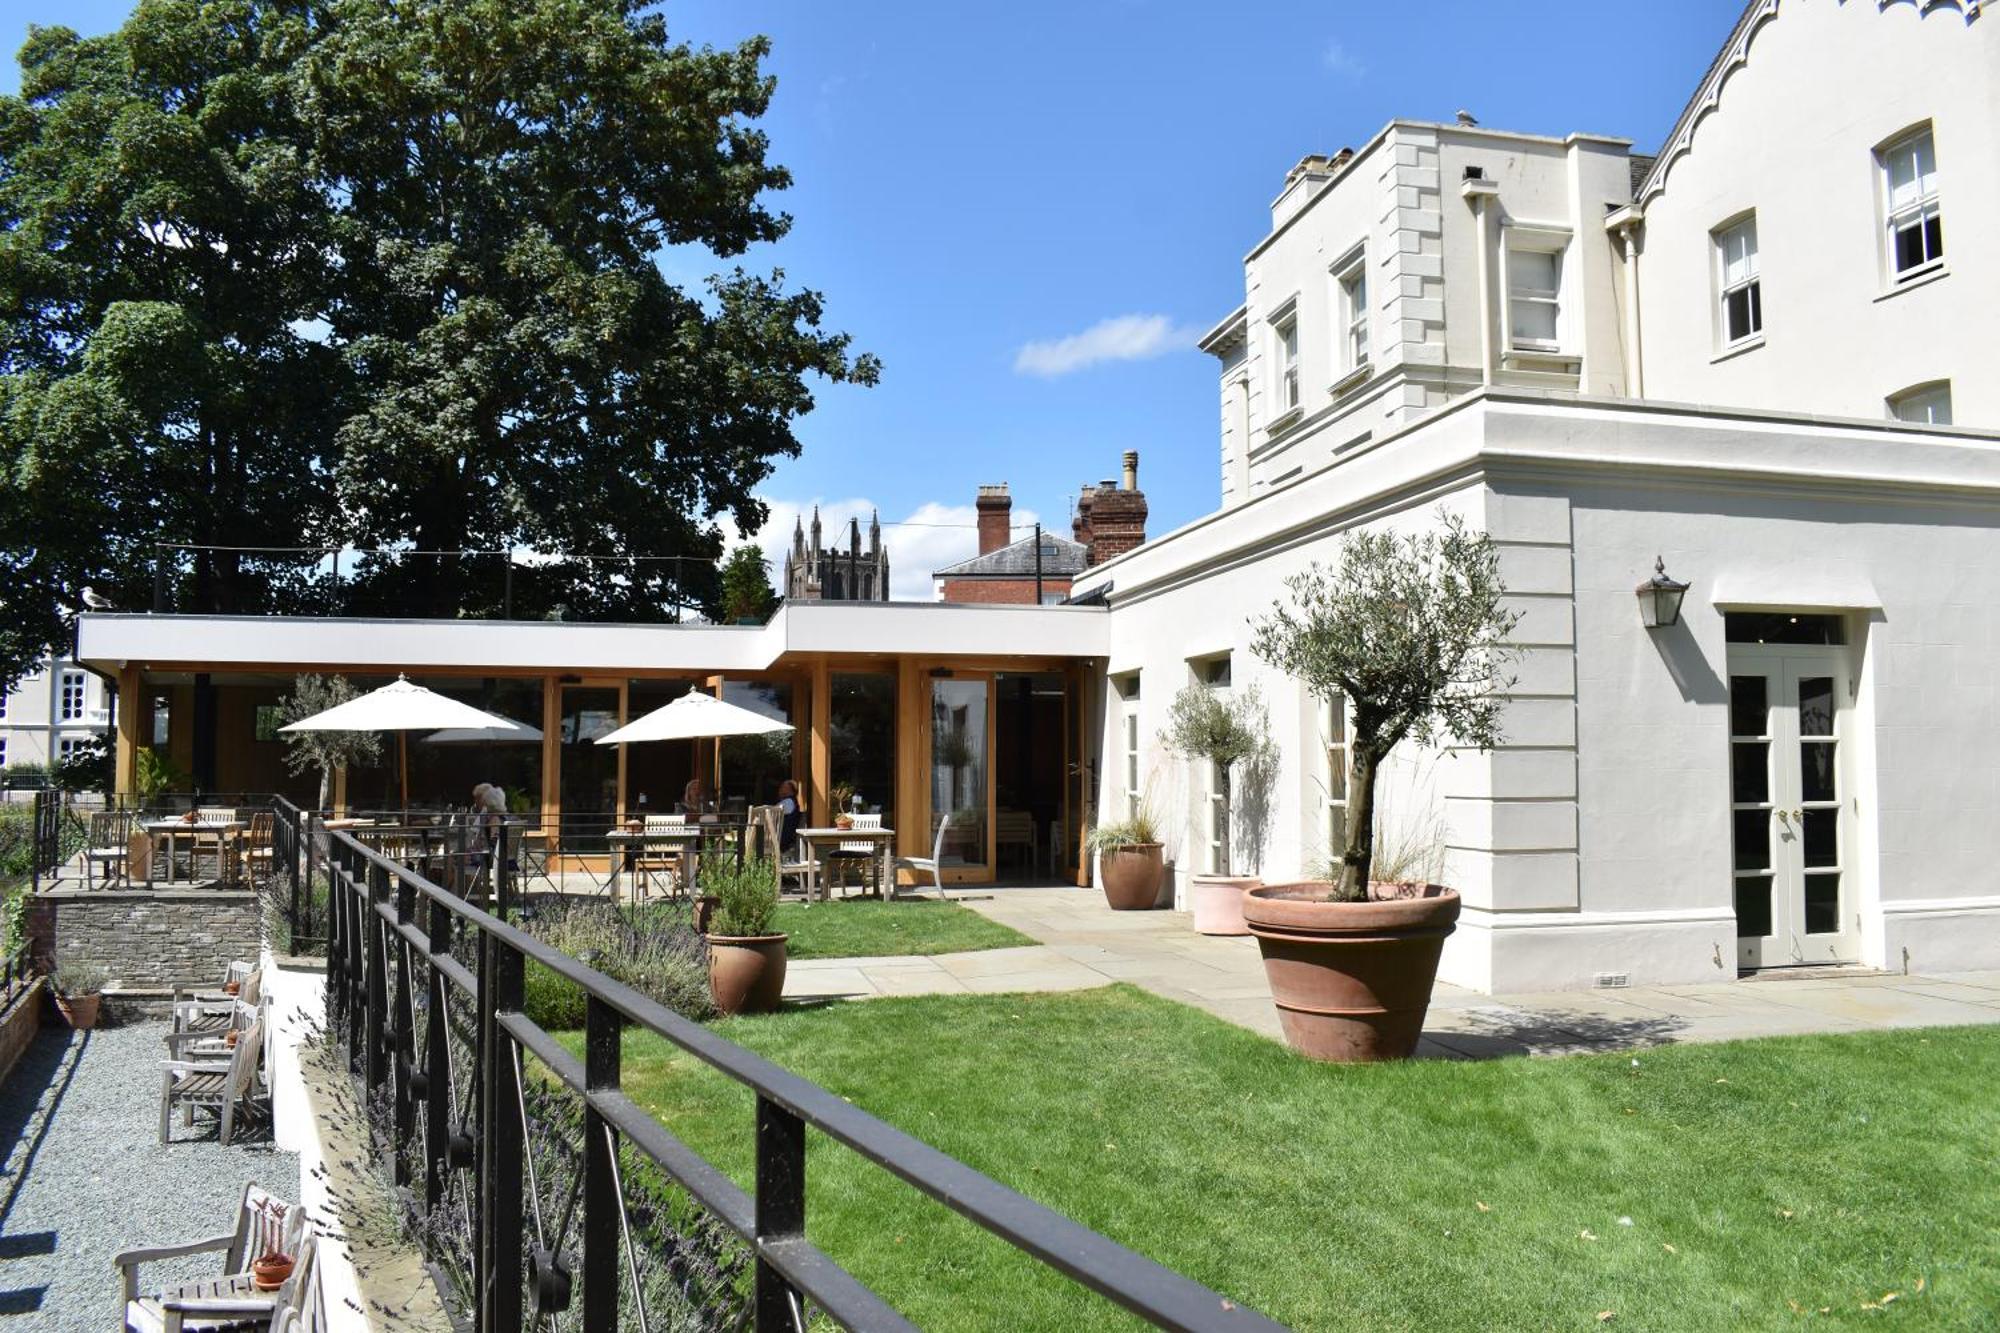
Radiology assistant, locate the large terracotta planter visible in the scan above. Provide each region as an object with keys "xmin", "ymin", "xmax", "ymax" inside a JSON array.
[
  {"xmin": 1098, "ymin": 843, "xmax": 1165, "ymax": 910},
  {"xmin": 1189, "ymin": 875, "xmax": 1261, "ymax": 936},
  {"xmin": 1242, "ymin": 882, "xmax": 1460, "ymax": 1062},
  {"xmin": 707, "ymin": 934, "xmax": 788, "ymax": 1015},
  {"xmin": 53, "ymin": 992, "xmax": 102, "ymax": 1030}
]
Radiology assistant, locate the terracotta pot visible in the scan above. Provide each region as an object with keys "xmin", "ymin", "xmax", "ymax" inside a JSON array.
[
  {"xmin": 692, "ymin": 894, "xmax": 721, "ymax": 936},
  {"xmin": 707, "ymin": 934, "xmax": 788, "ymax": 1015},
  {"xmin": 252, "ymin": 1255, "xmax": 295, "ymax": 1291},
  {"xmin": 1242, "ymin": 882, "xmax": 1460, "ymax": 1062},
  {"xmin": 1189, "ymin": 875, "xmax": 1261, "ymax": 936},
  {"xmin": 223, "ymin": 981, "xmax": 241, "ymax": 996},
  {"xmin": 1098, "ymin": 843, "xmax": 1165, "ymax": 910},
  {"xmin": 53, "ymin": 992, "xmax": 101, "ymax": 1030}
]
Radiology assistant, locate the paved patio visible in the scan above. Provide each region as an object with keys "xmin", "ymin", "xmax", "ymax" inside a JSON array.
[{"xmin": 781, "ymin": 884, "xmax": 2000, "ymax": 1058}]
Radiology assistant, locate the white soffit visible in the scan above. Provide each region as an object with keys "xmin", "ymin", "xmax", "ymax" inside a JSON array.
[{"xmin": 1708, "ymin": 569, "xmax": 1882, "ymax": 611}]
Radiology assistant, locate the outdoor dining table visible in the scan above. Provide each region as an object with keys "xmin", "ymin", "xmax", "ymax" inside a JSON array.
[
  {"xmin": 796, "ymin": 826, "xmax": 896, "ymax": 904},
  {"xmin": 141, "ymin": 818, "xmax": 248, "ymax": 886},
  {"xmin": 604, "ymin": 822, "xmax": 749, "ymax": 901}
]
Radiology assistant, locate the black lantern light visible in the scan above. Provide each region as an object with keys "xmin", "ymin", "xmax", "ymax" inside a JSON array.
[{"xmin": 1635, "ymin": 555, "xmax": 1689, "ymax": 629}]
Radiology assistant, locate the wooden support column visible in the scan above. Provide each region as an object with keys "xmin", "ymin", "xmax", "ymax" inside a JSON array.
[
  {"xmin": 894, "ymin": 658, "xmax": 927, "ymax": 879},
  {"xmin": 809, "ymin": 659, "xmax": 831, "ymax": 827},
  {"xmin": 113, "ymin": 666, "xmax": 141, "ymax": 796},
  {"xmin": 540, "ymin": 675, "xmax": 560, "ymax": 827},
  {"xmin": 332, "ymin": 764, "xmax": 349, "ymax": 818}
]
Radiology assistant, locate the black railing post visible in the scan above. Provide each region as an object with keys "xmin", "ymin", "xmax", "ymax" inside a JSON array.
[
  {"xmin": 480, "ymin": 938, "xmax": 525, "ymax": 1333},
  {"xmin": 424, "ymin": 890, "xmax": 453, "ymax": 1215},
  {"xmin": 582, "ymin": 995, "xmax": 621, "ymax": 1330},
  {"xmin": 496, "ymin": 824, "xmax": 513, "ymax": 918},
  {"xmin": 364, "ymin": 858, "xmax": 389, "ymax": 1092},
  {"xmin": 392, "ymin": 872, "xmax": 417, "ymax": 1189},
  {"xmin": 28, "ymin": 791, "xmax": 43, "ymax": 897},
  {"xmin": 754, "ymin": 1095, "xmax": 807, "ymax": 1330}
]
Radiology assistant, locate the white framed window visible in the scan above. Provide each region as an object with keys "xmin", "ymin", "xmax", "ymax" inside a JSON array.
[
  {"xmin": 1116, "ymin": 673, "xmax": 1142, "ymax": 820},
  {"xmin": 0, "ymin": 739, "xmax": 6, "ymax": 768},
  {"xmin": 1879, "ymin": 127, "xmax": 1942, "ymax": 281},
  {"xmin": 1320, "ymin": 695, "xmax": 1349, "ymax": 864},
  {"xmin": 1333, "ymin": 250, "xmax": 1368, "ymax": 375},
  {"xmin": 1888, "ymin": 381, "xmax": 1952, "ymax": 426},
  {"xmin": 58, "ymin": 736, "xmax": 84, "ymax": 764},
  {"xmin": 1715, "ymin": 215, "xmax": 1762, "ymax": 347},
  {"xmin": 59, "ymin": 671, "xmax": 86, "ymax": 722},
  {"xmin": 1273, "ymin": 314, "xmax": 1300, "ymax": 414},
  {"xmin": 1505, "ymin": 243, "xmax": 1564, "ymax": 351}
]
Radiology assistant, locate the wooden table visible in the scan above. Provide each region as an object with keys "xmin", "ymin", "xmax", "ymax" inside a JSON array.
[
  {"xmin": 142, "ymin": 820, "xmax": 247, "ymax": 886},
  {"xmin": 604, "ymin": 828, "xmax": 702, "ymax": 900},
  {"xmin": 796, "ymin": 827, "xmax": 896, "ymax": 904}
]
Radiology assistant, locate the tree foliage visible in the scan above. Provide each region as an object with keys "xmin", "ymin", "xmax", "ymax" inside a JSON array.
[
  {"xmin": 718, "ymin": 544, "xmax": 777, "ymax": 622},
  {"xmin": 1250, "ymin": 513, "xmax": 1518, "ymax": 901},
  {"xmin": 1161, "ymin": 682, "xmax": 1271, "ymax": 876},
  {"xmin": 279, "ymin": 672, "xmax": 382, "ymax": 808},
  {"xmin": 0, "ymin": 0, "xmax": 875, "ymax": 684}
]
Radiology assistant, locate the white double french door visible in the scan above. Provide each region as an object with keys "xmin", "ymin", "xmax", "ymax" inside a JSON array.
[{"xmin": 1726, "ymin": 648, "xmax": 1858, "ymax": 969}]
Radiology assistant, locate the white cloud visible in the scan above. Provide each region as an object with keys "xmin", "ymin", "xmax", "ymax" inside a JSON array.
[
  {"xmin": 721, "ymin": 496, "xmax": 1043, "ymax": 603},
  {"xmin": 1322, "ymin": 40, "xmax": 1365, "ymax": 80},
  {"xmin": 1013, "ymin": 313, "xmax": 1196, "ymax": 378}
]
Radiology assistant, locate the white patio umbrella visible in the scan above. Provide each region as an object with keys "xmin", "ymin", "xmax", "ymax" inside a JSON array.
[
  {"xmin": 282, "ymin": 674, "xmax": 523, "ymax": 807},
  {"xmin": 595, "ymin": 690, "xmax": 793, "ymax": 746},
  {"xmin": 422, "ymin": 719, "xmax": 544, "ymax": 745}
]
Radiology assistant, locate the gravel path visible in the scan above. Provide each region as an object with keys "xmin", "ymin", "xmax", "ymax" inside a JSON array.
[{"xmin": 0, "ymin": 1017, "xmax": 297, "ymax": 1331}]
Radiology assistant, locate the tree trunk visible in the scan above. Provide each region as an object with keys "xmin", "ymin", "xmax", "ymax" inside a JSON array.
[
  {"xmin": 1214, "ymin": 759, "xmax": 1232, "ymax": 877},
  {"xmin": 318, "ymin": 766, "xmax": 331, "ymax": 813},
  {"xmin": 1339, "ymin": 745, "xmax": 1377, "ymax": 902}
]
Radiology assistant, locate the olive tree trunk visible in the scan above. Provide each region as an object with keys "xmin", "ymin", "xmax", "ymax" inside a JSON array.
[{"xmin": 1337, "ymin": 745, "xmax": 1378, "ymax": 902}]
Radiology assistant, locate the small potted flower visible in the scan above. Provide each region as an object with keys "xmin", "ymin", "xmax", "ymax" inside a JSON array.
[
  {"xmin": 703, "ymin": 858, "xmax": 787, "ymax": 1015},
  {"xmin": 1087, "ymin": 806, "xmax": 1165, "ymax": 910},
  {"xmin": 50, "ymin": 961, "xmax": 109, "ymax": 1030}
]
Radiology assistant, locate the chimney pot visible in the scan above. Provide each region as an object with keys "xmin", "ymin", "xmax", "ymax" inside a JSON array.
[{"xmin": 1122, "ymin": 450, "xmax": 1138, "ymax": 492}]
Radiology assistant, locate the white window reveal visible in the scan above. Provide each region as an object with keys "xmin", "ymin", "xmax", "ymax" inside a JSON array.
[
  {"xmin": 1320, "ymin": 695, "xmax": 1350, "ymax": 867},
  {"xmin": 1274, "ymin": 314, "xmax": 1300, "ymax": 414},
  {"xmin": 1506, "ymin": 245, "xmax": 1563, "ymax": 350},
  {"xmin": 1333, "ymin": 250, "xmax": 1369, "ymax": 377},
  {"xmin": 1888, "ymin": 381, "xmax": 1952, "ymax": 426},
  {"xmin": 1117, "ymin": 673, "xmax": 1142, "ymax": 821},
  {"xmin": 1716, "ymin": 216, "xmax": 1762, "ymax": 346},
  {"xmin": 1881, "ymin": 128, "xmax": 1942, "ymax": 280},
  {"xmin": 59, "ymin": 670, "xmax": 86, "ymax": 722}
]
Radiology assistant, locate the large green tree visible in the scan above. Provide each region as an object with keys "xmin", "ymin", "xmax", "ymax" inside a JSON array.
[{"xmin": 0, "ymin": 0, "xmax": 875, "ymax": 683}]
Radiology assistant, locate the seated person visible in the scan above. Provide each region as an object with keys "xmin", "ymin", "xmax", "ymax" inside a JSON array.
[
  {"xmin": 775, "ymin": 779, "xmax": 802, "ymax": 854},
  {"xmin": 680, "ymin": 777, "xmax": 710, "ymax": 817}
]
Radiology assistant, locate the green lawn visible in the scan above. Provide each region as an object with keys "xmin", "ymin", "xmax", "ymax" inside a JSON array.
[
  {"xmin": 596, "ymin": 986, "xmax": 1998, "ymax": 1331},
  {"xmin": 772, "ymin": 898, "xmax": 1032, "ymax": 960}
]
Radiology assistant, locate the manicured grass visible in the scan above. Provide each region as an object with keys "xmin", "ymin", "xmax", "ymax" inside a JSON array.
[
  {"xmin": 772, "ymin": 898, "xmax": 1032, "ymax": 960},
  {"xmin": 602, "ymin": 986, "xmax": 1998, "ymax": 1331}
]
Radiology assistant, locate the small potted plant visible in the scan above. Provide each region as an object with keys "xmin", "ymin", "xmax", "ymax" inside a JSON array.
[
  {"xmin": 1246, "ymin": 513, "xmax": 1517, "ymax": 1061},
  {"xmin": 1162, "ymin": 682, "xmax": 1272, "ymax": 934},
  {"xmin": 829, "ymin": 782, "xmax": 856, "ymax": 830},
  {"xmin": 704, "ymin": 858, "xmax": 787, "ymax": 1014},
  {"xmin": 50, "ymin": 961, "xmax": 109, "ymax": 1030},
  {"xmin": 250, "ymin": 1202, "xmax": 295, "ymax": 1290},
  {"xmin": 1086, "ymin": 806, "xmax": 1165, "ymax": 910}
]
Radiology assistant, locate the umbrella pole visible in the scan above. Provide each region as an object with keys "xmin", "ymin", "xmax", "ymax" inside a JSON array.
[{"xmin": 400, "ymin": 732, "xmax": 410, "ymax": 815}]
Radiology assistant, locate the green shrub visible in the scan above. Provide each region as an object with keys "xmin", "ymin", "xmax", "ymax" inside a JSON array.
[
  {"xmin": 52, "ymin": 959, "xmax": 107, "ymax": 997},
  {"xmin": 520, "ymin": 900, "xmax": 713, "ymax": 1032},
  {"xmin": 703, "ymin": 857, "xmax": 779, "ymax": 938}
]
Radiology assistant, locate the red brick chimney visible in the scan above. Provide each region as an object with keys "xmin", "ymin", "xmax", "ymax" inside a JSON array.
[
  {"xmin": 976, "ymin": 483, "xmax": 1011, "ymax": 555},
  {"xmin": 1082, "ymin": 451, "xmax": 1147, "ymax": 566}
]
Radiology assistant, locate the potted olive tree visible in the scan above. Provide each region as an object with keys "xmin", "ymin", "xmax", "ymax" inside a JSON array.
[
  {"xmin": 703, "ymin": 858, "xmax": 787, "ymax": 1015},
  {"xmin": 1086, "ymin": 805, "xmax": 1165, "ymax": 910},
  {"xmin": 1247, "ymin": 514, "xmax": 1516, "ymax": 1061},
  {"xmin": 1163, "ymin": 683, "xmax": 1272, "ymax": 935}
]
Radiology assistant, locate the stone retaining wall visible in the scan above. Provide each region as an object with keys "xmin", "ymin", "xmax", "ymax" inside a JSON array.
[{"xmin": 30, "ymin": 890, "xmax": 262, "ymax": 991}]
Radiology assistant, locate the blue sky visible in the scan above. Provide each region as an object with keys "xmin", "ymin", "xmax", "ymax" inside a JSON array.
[{"xmin": 6, "ymin": 1, "xmax": 1743, "ymax": 594}]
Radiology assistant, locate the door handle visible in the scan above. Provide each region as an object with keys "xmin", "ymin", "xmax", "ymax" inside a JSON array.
[{"xmin": 1775, "ymin": 809, "xmax": 1790, "ymax": 826}]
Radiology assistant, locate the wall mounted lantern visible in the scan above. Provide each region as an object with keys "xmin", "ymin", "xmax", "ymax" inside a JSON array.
[{"xmin": 1636, "ymin": 556, "xmax": 1689, "ymax": 629}]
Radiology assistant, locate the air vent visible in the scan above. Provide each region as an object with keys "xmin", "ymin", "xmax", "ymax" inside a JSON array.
[{"xmin": 1592, "ymin": 972, "xmax": 1631, "ymax": 989}]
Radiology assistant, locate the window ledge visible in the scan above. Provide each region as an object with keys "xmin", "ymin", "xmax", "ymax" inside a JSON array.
[
  {"xmin": 1264, "ymin": 405, "xmax": 1305, "ymax": 439},
  {"xmin": 1501, "ymin": 348, "xmax": 1581, "ymax": 373},
  {"xmin": 1327, "ymin": 363, "xmax": 1373, "ymax": 399},
  {"xmin": 1710, "ymin": 335, "xmax": 1765, "ymax": 365},
  {"xmin": 1875, "ymin": 265, "xmax": 1949, "ymax": 303}
]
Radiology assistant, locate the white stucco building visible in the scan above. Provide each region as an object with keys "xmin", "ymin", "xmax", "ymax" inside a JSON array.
[
  {"xmin": 1092, "ymin": 0, "xmax": 1998, "ymax": 989},
  {"xmin": 70, "ymin": 0, "xmax": 2000, "ymax": 992},
  {"xmin": 0, "ymin": 656, "xmax": 112, "ymax": 775}
]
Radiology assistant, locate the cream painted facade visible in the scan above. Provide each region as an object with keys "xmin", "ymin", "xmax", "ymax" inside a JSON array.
[{"xmin": 1102, "ymin": 0, "xmax": 2000, "ymax": 989}]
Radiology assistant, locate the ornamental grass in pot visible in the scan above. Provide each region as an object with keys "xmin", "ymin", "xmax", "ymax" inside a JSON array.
[
  {"xmin": 1163, "ymin": 682, "xmax": 1275, "ymax": 935},
  {"xmin": 1246, "ymin": 513, "xmax": 1518, "ymax": 1062},
  {"xmin": 703, "ymin": 857, "xmax": 786, "ymax": 1015},
  {"xmin": 1087, "ymin": 807, "xmax": 1165, "ymax": 910},
  {"xmin": 50, "ymin": 961, "xmax": 109, "ymax": 1030}
]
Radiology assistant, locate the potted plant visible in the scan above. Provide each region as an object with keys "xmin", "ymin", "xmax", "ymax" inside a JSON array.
[
  {"xmin": 1162, "ymin": 682, "xmax": 1272, "ymax": 935},
  {"xmin": 1246, "ymin": 514, "xmax": 1517, "ymax": 1061},
  {"xmin": 704, "ymin": 858, "xmax": 787, "ymax": 1015},
  {"xmin": 51, "ymin": 961, "xmax": 109, "ymax": 1030},
  {"xmin": 1086, "ymin": 806, "xmax": 1165, "ymax": 910},
  {"xmin": 250, "ymin": 1202, "xmax": 296, "ymax": 1290}
]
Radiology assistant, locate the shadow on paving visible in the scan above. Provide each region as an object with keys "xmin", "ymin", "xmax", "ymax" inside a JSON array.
[
  {"xmin": 1424, "ymin": 1007, "xmax": 1688, "ymax": 1059},
  {"xmin": 0, "ymin": 1027, "xmax": 88, "ymax": 1319}
]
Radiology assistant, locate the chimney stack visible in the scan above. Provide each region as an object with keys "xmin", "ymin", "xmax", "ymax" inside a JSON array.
[
  {"xmin": 1082, "ymin": 451, "xmax": 1148, "ymax": 566},
  {"xmin": 975, "ymin": 483, "xmax": 1011, "ymax": 555}
]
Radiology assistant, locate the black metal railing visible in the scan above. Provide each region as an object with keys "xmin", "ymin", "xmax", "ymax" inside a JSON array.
[
  {"xmin": 318, "ymin": 826, "xmax": 1285, "ymax": 1332},
  {"xmin": 0, "ymin": 946, "xmax": 35, "ymax": 1012}
]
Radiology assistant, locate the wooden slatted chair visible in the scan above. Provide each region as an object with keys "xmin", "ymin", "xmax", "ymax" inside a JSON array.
[
  {"xmin": 754, "ymin": 805, "xmax": 812, "ymax": 898},
  {"xmin": 242, "ymin": 811, "xmax": 274, "ymax": 886},
  {"xmin": 160, "ymin": 1016, "xmax": 269, "ymax": 1145},
  {"xmin": 85, "ymin": 811, "xmax": 134, "ymax": 889},
  {"xmin": 825, "ymin": 813, "xmax": 883, "ymax": 899},
  {"xmin": 634, "ymin": 813, "xmax": 688, "ymax": 899},
  {"xmin": 116, "ymin": 1184, "xmax": 304, "ymax": 1332}
]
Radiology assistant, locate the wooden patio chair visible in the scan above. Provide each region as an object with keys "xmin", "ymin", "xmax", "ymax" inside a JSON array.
[
  {"xmin": 633, "ymin": 814, "xmax": 688, "ymax": 899},
  {"xmin": 754, "ymin": 805, "xmax": 812, "ymax": 898},
  {"xmin": 160, "ymin": 1015, "xmax": 269, "ymax": 1145},
  {"xmin": 893, "ymin": 811, "xmax": 954, "ymax": 901},
  {"xmin": 127, "ymin": 830, "xmax": 158, "ymax": 889},
  {"xmin": 86, "ymin": 810, "xmax": 135, "ymax": 889},
  {"xmin": 994, "ymin": 808, "xmax": 1037, "ymax": 874},
  {"xmin": 116, "ymin": 1182, "xmax": 305, "ymax": 1332},
  {"xmin": 242, "ymin": 811, "xmax": 274, "ymax": 885},
  {"xmin": 826, "ymin": 813, "xmax": 883, "ymax": 899},
  {"xmin": 166, "ymin": 996, "xmax": 266, "ymax": 1061}
]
